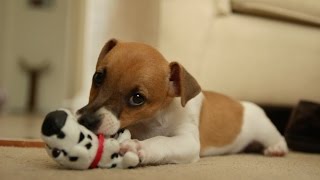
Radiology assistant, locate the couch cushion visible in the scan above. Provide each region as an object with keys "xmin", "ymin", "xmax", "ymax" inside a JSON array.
[{"xmin": 231, "ymin": 0, "xmax": 320, "ymax": 26}]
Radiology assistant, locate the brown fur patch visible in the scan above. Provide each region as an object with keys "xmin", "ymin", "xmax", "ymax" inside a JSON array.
[
  {"xmin": 80, "ymin": 40, "xmax": 202, "ymax": 132},
  {"xmin": 81, "ymin": 41, "xmax": 177, "ymax": 129},
  {"xmin": 199, "ymin": 91, "xmax": 243, "ymax": 153},
  {"xmin": 106, "ymin": 43, "xmax": 170, "ymax": 127},
  {"xmin": 169, "ymin": 62, "xmax": 201, "ymax": 107}
]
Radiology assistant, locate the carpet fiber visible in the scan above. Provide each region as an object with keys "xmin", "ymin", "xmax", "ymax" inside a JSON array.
[{"xmin": 1, "ymin": 147, "xmax": 320, "ymax": 180}]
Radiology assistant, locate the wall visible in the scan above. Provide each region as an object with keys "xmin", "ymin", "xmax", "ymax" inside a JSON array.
[
  {"xmin": 69, "ymin": 0, "xmax": 160, "ymax": 111},
  {"xmin": 0, "ymin": 0, "xmax": 5, "ymax": 87},
  {"xmin": 0, "ymin": 0, "xmax": 160, "ymax": 113},
  {"xmin": 0, "ymin": 0, "xmax": 76, "ymax": 113}
]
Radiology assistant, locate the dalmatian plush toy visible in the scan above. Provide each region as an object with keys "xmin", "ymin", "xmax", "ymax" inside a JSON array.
[{"xmin": 41, "ymin": 109, "xmax": 140, "ymax": 170}]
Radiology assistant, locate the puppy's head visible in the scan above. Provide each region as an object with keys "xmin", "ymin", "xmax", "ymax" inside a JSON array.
[{"xmin": 77, "ymin": 39, "xmax": 201, "ymax": 135}]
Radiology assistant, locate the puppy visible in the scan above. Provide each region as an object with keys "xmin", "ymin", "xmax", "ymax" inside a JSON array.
[{"xmin": 78, "ymin": 39, "xmax": 288, "ymax": 165}]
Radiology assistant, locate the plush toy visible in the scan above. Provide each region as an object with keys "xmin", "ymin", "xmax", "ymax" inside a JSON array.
[{"xmin": 41, "ymin": 109, "xmax": 140, "ymax": 170}]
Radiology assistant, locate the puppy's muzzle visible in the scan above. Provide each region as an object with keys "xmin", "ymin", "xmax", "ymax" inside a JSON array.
[{"xmin": 78, "ymin": 113, "xmax": 102, "ymax": 133}]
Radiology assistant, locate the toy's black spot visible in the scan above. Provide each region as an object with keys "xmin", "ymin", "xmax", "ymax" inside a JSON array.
[
  {"xmin": 41, "ymin": 110, "xmax": 67, "ymax": 136},
  {"xmin": 85, "ymin": 143, "xmax": 92, "ymax": 150},
  {"xmin": 110, "ymin": 164, "xmax": 117, "ymax": 168},
  {"xmin": 61, "ymin": 149, "xmax": 68, "ymax": 156},
  {"xmin": 87, "ymin": 134, "xmax": 92, "ymax": 140},
  {"xmin": 128, "ymin": 166, "xmax": 134, "ymax": 169},
  {"xmin": 52, "ymin": 148, "xmax": 61, "ymax": 158},
  {"xmin": 78, "ymin": 132, "xmax": 85, "ymax": 143},
  {"xmin": 111, "ymin": 153, "xmax": 119, "ymax": 159},
  {"xmin": 57, "ymin": 131, "xmax": 65, "ymax": 139},
  {"xmin": 69, "ymin": 156, "xmax": 78, "ymax": 161}
]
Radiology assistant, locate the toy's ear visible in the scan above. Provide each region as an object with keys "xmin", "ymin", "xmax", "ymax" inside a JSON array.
[
  {"xmin": 116, "ymin": 129, "xmax": 132, "ymax": 143},
  {"xmin": 168, "ymin": 62, "xmax": 201, "ymax": 107}
]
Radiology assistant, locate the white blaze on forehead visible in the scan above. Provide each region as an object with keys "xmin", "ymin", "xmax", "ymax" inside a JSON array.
[{"xmin": 95, "ymin": 107, "xmax": 120, "ymax": 136}]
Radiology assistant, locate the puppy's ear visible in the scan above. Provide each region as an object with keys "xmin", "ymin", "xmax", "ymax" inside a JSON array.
[
  {"xmin": 168, "ymin": 62, "xmax": 201, "ymax": 107},
  {"xmin": 97, "ymin": 38, "xmax": 118, "ymax": 61}
]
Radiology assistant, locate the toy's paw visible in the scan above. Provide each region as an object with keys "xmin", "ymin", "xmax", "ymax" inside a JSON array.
[
  {"xmin": 120, "ymin": 139, "xmax": 141, "ymax": 154},
  {"xmin": 120, "ymin": 139, "xmax": 145, "ymax": 162}
]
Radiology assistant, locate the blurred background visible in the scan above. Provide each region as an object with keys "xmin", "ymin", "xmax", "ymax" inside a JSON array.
[{"xmin": 0, "ymin": 0, "xmax": 319, "ymax": 139}]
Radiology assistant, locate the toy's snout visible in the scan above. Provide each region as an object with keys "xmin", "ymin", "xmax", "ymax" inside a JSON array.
[{"xmin": 41, "ymin": 110, "xmax": 68, "ymax": 138}]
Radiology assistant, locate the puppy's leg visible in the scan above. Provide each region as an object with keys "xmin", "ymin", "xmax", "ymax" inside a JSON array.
[
  {"xmin": 121, "ymin": 134, "xmax": 200, "ymax": 165},
  {"xmin": 242, "ymin": 102, "xmax": 288, "ymax": 156}
]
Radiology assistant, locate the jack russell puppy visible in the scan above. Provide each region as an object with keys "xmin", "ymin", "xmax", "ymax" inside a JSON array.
[{"xmin": 77, "ymin": 39, "xmax": 288, "ymax": 165}]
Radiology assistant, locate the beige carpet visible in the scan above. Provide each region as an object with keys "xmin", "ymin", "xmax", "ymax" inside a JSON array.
[{"xmin": 1, "ymin": 147, "xmax": 320, "ymax": 180}]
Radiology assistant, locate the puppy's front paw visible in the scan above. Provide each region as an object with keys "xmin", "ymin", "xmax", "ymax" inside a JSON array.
[
  {"xmin": 120, "ymin": 139, "xmax": 141, "ymax": 155},
  {"xmin": 120, "ymin": 139, "xmax": 146, "ymax": 163},
  {"xmin": 137, "ymin": 149, "xmax": 146, "ymax": 163}
]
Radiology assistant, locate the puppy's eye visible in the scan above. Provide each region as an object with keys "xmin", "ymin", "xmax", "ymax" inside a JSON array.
[
  {"xmin": 128, "ymin": 93, "xmax": 145, "ymax": 106},
  {"xmin": 93, "ymin": 70, "xmax": 105, "ymax": 86}
]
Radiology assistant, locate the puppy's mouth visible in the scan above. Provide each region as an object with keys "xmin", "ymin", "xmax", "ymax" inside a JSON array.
[
  {"xmin": 78, "ymin": 107, "xmax": 120, "ymax": 136},
  {"xmin": 77, "ymin": 113, "xmax": 102, "ymax": 133}
]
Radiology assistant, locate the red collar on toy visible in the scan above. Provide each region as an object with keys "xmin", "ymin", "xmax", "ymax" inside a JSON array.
[{"xmin": 90, "ymin": 134, "xmax": 105, "ymax": 169}]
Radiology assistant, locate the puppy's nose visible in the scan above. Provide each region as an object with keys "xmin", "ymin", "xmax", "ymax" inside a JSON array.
[
  {"xmin": 41, "ymin": 110, "xmax": 67, "ymax": 136},
  {"xmin": 78, "ymin": 113, "xmax": 101, "ymax": 132}
]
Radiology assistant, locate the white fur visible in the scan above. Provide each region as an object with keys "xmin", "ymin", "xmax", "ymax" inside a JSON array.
[
  {"xmin": 96, "ymin": 107, "xmax": 120, "ymax": 136},
  {"xmin": 124, "ymin": 93, "xmax": 204, "ymax": 164},
  {"xmin": 119, "ymin": 96, "xmax": 288, "ymax": 164}
]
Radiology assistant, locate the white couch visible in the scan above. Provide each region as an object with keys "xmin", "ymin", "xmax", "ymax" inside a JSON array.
[{"xmin": 158, "ymin": 0, "xmax": 320, "ymax": 106}]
